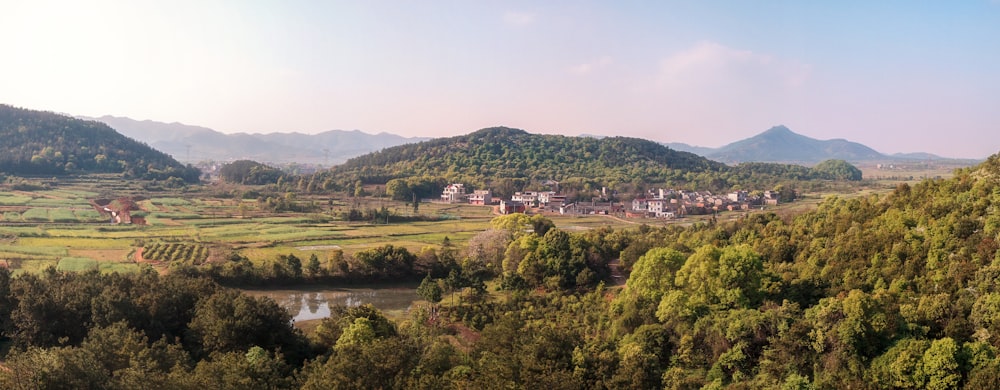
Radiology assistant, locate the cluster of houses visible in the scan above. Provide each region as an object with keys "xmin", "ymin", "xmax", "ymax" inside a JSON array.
[
  {"xmin": 628, "ymin": 189, "xmax": 780, "ymax": 218},
  {"xmin": 440, "ymin": 184, "xmax": 779, "ymax": 219},
  {"xmin": 441, "ymin": 184, "xmax": 569, "ymax": 214}
]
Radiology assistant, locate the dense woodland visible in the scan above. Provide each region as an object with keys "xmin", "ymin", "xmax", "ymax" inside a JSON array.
[
  {"xmin": 219, "ymin": 159, "xmax": 286, "ymax": 185},
  {"xmin": 279, "ymin": 127, "xmax": 864, "ymax": 200},
  {"xmin": 2, "ymin": 152, "xmax": 999, "ymax": 388},
  {"xmin": 0, "ymin": 105, "xmax": 200, "ymax": 182}
]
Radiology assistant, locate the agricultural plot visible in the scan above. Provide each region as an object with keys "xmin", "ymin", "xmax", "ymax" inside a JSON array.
[
  {"xmin": 7, "ymin": 259, "xmax": 59, "ymax": 276},
  {"xmin": 56, "ymin": 257, "xmax": 99, "ymax": 272},
  {"xmin": 17, "ymin": 237, "xmax": 132, "ymax": 250},
  {"xmin": 74, "ymin": 209, "xmax": 105, "ymax": 222},
  {"xmin": 152, "ymin": 197, "xmax": 192, "ymax": 206},
  {"xmin": 21, "ymin": 208, "xmax": 50, "ymax": 222},
  {"xmin": 0, "ymin": 193, "xmax": 32, "ymax": 206},
  {"xmin": 27, "ymin": 196, "xmax": 90, "ymax": 207},
  {"xmin": 142, "ymin": 242, "xmax": 209, "ymax": 264},
  {"xmin": 49, "ymin": 209, "xmax": 78, "ymax": 223},
  {"xmin": 0, "ymin": 244, "xmax": 67, "ymax": 257},
  {"xmin": 98, "ymin": 262, "xmax": 140, "ymax": 273},
  {"xmin": 0, "ymin": 177, "xmax": 642, "ymax": 277}
]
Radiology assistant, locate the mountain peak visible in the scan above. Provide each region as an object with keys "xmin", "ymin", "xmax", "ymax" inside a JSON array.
[
  {"xmin": 707, "ymin": 125, "xmax": 884, "ymax": 164},
  {"xmin": 761, "ymin": 125, "xmax": 793, "ymax": 136}
]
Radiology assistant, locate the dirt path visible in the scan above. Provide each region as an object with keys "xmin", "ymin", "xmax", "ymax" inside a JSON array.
[
  {"xmin": 608, "ymin": 259, "xmax": 627, "ymax": 286},
  {"xmin": 134, "ymin": 247, "xmax": 160, "ymax": 265},
  {"xmin": 598, "ymin": 214, "xmax": 640, "ymax": 225}
]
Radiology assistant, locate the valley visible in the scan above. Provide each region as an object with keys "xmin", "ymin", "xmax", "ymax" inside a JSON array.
[{"xmin": 1, "ymin": 106, "xmax": 997, "ymax": 388}]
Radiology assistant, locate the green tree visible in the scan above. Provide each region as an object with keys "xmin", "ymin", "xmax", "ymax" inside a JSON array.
[
  {"xmin": 417, "ymin": 274, "xmax": 443, "ymax": 304},
  {"xmin": 185, "ymin": 290, "xmax": 305, "ymax": 361},
  {"xmin": 625, "ymin": 247, "xmax": 686, "ymax": 301},
  {"xmin": 306, "ymin": 253, "xmax": 321, "ymax": 278},
  {"xmin": 918, "ymin": 338, "xmax": 961, "ymax": 390},
  {"xmin": 385, "ymin": 178, "xmax": 412, "ymax": 201},
  {"xmin": 336, "ymin": 317, "xmax": 378, "ymax": 349}
]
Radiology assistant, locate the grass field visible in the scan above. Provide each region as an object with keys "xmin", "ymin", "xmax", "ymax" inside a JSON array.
[{"xmin": 57, "ymin": 257, "xmax": 99, "ymax": 272}]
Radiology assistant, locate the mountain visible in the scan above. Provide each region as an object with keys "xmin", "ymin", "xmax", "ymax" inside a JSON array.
[
  {"xmin": 891, "ymin": 152, "xmax": 944, "ymax": 160},
  {"xmin": 705, "ymin": 125, "xmax": 884, "ymax": 164},
  {"xmin": 83, "ymin": 116, "xmax": 428, "ymax": 164},
  {"xmin": 664, "ymin": 142, "xmax": 717, "ymax": 157},
  {"xmin": 327, "ymin": 127, "xmax": 726, "ymax": 185},
  {"xmin": 0, "ymin": 105, "xmax": 198, "ymax": 181},
  {"xmin": 314, "ymin": 127, "xmax": 867, "ymax": 200}
]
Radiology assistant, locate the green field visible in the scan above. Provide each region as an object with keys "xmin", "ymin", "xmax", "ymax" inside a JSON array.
[
  {"xmin": 0, "ymin": 177, "xmax": 640, "ymax": 275},
  {"xmin": 0, "ymin": 170, "xmax": 908, "ymax": 276}
]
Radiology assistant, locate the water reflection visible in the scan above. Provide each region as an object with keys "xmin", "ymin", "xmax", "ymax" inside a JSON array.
[{"xmin": 244, "ymin": 287, "xmax": 420, "ymax": 322}]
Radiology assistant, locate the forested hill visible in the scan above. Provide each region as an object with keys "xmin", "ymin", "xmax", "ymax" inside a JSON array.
[
  {"xmin": 319, "ymin": 127, "xmax": 864, "ymax": 195},
  {"xmin": 329, "ymin": 127, "xmax": 727, "ymax": 184},
  {"xmin": 0, "ymin": 105, "xmax": 199, "ymax": 182}
]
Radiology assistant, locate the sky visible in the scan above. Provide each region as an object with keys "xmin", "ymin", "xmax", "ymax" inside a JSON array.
[{"xmin": 2, "ymin": 1, "xmax": 999, "ymax": 158}]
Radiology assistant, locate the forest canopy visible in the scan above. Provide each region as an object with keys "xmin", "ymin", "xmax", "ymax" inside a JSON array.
[
  {"xmin": 314, "ymin": 127, "xmax": 863, "ymax": 195},
  {"xmin": 0, "ymin": 105, "xmax": 199, "ymax": 182},
  {"xmin": 2, "ymin": 152, "xmax": 999, "ymax": 388}
]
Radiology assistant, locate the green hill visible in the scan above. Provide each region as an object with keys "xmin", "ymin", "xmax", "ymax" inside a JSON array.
[
  {"xmin": 328, "ymin": 126, "xmax": 726, "ymax": 184},
  {"xmin": 0, "ymin": 105, "xmax": 199, "ymax": 182},
  {"xmin": 317, "ymin": 127, "xmax": 864, "ymax": 197}
]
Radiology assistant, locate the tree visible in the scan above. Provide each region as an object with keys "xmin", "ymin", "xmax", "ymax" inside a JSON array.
[
  {"xmin": 918, "ymin": 338, "xmax": 961, "ymax": 390},
  {"xmin": 336, "ymin": 318, "xmax": 378, "ymax": 349},
  {"xmin": 0, "ymin": 267, "xmax": 13, "ymax": 337},
  {"xmin": 531, "ymin": 214, "xmax": 556, "ymax": 236},
  {"xmin": 417, "ymin": 274, "xmax": 443, "ymax": 304},
  {"xmin": 385, "ymin": 178, "xmax": 412, "ymax": 201},
  {"xmin": 283, "ymin": 254, "xmax": 302, "ymax": 278},
  {"xmin": 185, "ymin": 290, "xmax": 305, "ymax": 361},
  {"xmin": 811, "ymin": 159, "xmax": 863, "ymax": 181},
  {"xmin": 219, "ymin": 160, "xmax": 283, "ymax": 185},
  {"xmin": 190, "ymin": 347, "xmax": 293, "ymax": 390},
  {"xmin": 490, "ymin": 213, "xmax": 535, "ymax": 237},
  {"xmin": 306, "ymin": 254, "xmax": 321, "ymax": 278},
  {"xmin": 351, "ymin": 245, "xmax": 416, "ymax": 279},
  {"xmin": 466, "ymin": 229, "xmax": 513, "ymax": 272},
  {"xmin": 625, "ymin": 247, "xmax": 686, "ymax": 302}
]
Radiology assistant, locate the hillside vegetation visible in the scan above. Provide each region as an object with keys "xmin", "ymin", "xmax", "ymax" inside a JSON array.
[
  {"xmin": 2, "ymin": 152, "xmax": 999, "ymax": 388},
  {"xmin": 0, "ymin": 105, "xmax": 199, "ymax": 182},
  {"xmin": 319, "ymin": 127, "xmax": 863, "ymax": 196}
]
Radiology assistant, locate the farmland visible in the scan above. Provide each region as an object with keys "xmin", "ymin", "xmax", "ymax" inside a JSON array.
[
  {"xmin": 0, "ymin": 176, "xmax": 641, "ymax": 276},
  {"xmin": 0, "ymin": 169, "xmax": 905, "ymax": 278}
]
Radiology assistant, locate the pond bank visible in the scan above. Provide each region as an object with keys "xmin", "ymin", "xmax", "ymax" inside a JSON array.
[{"xmin": 242, "ymin": 284, "xmax": 420, "ymax": 322}]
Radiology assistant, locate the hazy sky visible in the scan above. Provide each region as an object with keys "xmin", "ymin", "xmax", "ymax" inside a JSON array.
[{"xmin": 2, "ymin": 1, "xmax": 999, "ymax": 158}]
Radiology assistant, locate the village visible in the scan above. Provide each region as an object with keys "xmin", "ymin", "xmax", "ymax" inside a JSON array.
[{"xmin": 439, "ymin": 183, "xmax": 781, "ymax": 219}]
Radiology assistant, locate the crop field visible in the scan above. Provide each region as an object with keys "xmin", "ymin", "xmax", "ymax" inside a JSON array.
[
  {"xmin": 0, "ymin": 176, "xmax": 676, "ymax": 276},
  {"xmin": 56, "ymin": 257, "xmax": 99, "ymax": 272},
  {"xmin": 142, "ymin": 242, "xmax": 209, "ymax": 264},
  {"xmin": 0, "ymin": 193, "xmax": 32, "ymax": 206}
]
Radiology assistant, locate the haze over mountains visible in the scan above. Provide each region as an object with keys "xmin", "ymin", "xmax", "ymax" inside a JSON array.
[
  {"xmin": 82, "ymin": 116, "xmax": 429, "ymax": 165},
  {"xmin": 80, "ymin": 115, "xmax": 976, "ymax": 167},
  {"xmin": 664, "ymin": 125, "xmax": 976, "ymax": 164}
]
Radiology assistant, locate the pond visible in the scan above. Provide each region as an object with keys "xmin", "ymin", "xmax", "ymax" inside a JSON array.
[{"xmin": 243, "ymin": 286, "xmax": 420, "ymax": 322}]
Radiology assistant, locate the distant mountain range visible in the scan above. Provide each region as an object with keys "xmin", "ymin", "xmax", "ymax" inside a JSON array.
[
  {"xmin": 664, "ymin": 125, "xmax": 976, "ymax": 164},
  {"xmin": 79, "ymin": 115, "xmax": 976, "ymax": 167},
  {"xmin": 81, "ymin": 116, "xmax": 428, "ymax": 165}
]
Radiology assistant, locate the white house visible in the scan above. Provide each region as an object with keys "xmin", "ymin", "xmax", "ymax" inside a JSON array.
[{"xmin": 441, "ymin": 184, "xmax": 467, "ymax": 203}]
